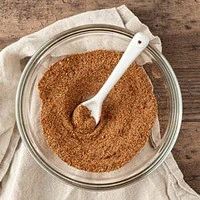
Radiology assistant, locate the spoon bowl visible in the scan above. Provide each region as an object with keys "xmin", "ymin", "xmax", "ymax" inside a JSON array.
[{"xmin": 81, "ymin": 97, "xmax": 102, "ymax": 124}]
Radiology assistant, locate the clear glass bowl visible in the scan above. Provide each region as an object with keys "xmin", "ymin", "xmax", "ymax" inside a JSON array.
[{"xmin": 16, "ymin": 25, "xmax": 182, "ymax": 190}]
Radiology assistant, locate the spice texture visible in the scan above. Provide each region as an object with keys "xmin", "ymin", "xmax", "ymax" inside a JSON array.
[
  {"xmin": 72, "ymin": 105, "xmax": 96, "ymax": 133},
  {"xmin": 38, "ymin": 50, "xmax": 157, "ymax": 172}
]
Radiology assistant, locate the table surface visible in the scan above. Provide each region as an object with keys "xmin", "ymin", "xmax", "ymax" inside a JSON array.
[{"xmin": 0, "ymin": 0, "xmax": 200, "ymax": 194}]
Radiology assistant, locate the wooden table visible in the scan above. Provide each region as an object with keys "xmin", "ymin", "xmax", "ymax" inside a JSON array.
[{"xmin": 0, "ymin": 0, "xmax": 199, "ymax": 194}]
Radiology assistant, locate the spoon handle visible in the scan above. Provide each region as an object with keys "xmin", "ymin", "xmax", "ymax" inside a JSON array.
[{"xmin": 95, "ymin": 32, "xmax": 150, "ymax": 103}]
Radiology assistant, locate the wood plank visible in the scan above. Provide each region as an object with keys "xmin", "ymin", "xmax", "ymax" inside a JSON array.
[{"xmin": 173, "ymin": 122, "xmax": 200, "ymax": 193}]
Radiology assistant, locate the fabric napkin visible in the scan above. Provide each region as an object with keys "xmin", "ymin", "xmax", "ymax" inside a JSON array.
[{"xmin": 0, "ymin": 5, "xmax": 199, "ymax": 200}]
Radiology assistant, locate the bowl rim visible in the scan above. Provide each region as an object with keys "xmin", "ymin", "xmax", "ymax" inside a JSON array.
[{"xmin": 15, "ymin": 24, "xmax": 182, "ymax": 190}]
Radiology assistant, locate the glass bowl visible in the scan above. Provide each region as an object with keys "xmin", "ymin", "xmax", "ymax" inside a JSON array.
[{"xmin": 15, "ymin": 24, "xmax": 182, "ymax": 190}]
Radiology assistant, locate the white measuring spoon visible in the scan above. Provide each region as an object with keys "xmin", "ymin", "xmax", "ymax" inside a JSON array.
[{"xmin": 80, "ymin": 32, "xmax": 150, "ymax": 124}]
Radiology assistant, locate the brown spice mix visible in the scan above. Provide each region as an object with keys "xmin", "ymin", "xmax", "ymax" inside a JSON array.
[
  {"xmin": 38, "ymin": 50, "xmax": 158, "ymax": 172},
  {"xmin": 72, "ymin": 105, "xmax": 96, "ymax": 133}
]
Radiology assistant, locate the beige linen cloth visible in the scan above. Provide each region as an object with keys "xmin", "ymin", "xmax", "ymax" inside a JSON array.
[{"xmin": 0, "ymin": 5, "xmax": 199, "ymax": 200}]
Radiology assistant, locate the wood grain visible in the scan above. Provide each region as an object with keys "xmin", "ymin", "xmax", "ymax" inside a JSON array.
[{"xmin": 0, "ymin": 0, "xmax": 200, "ymax": 193}]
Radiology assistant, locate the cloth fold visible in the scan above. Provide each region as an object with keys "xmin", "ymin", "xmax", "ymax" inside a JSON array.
[{"xmin": 0, "ymin": 5, "xmax": 199, "ymax": 200}]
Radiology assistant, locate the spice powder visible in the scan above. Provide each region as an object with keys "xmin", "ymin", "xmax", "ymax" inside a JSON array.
[{"xmin": 38, "ymin": 50, "xmax": 158, "ymax": 172}]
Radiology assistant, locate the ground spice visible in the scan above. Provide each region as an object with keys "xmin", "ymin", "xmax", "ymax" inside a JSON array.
[
  {"xmin": 72, "ymin": 105, "xmax": 96, "ymax": 133},
  {"xmin": 38, "ymin": 50, "xmax": 158, "ymax": 172}
]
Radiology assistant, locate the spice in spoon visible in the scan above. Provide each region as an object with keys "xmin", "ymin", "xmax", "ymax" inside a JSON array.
[{"xmin": 73, "ymin": 105, "xmax": 96, "ymax": 133}]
